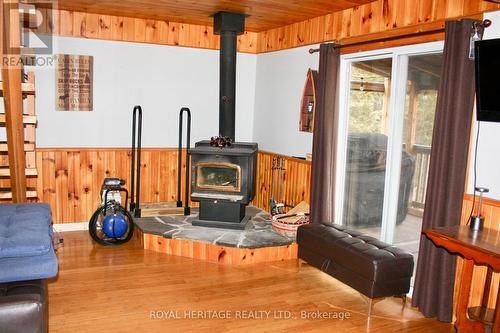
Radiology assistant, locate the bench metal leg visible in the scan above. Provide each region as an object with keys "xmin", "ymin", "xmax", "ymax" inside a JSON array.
[
  {"xmin": 297, "ymin": 258, "xmax": 306, "ymax": 270},
  {"xmin": 395, "ymin": 294, "xmax": 407, "ymax": 312},
  {"xmin": 359, "ymin": 294, "xmax": 385, "ymax": 325},
  {"xmin": 367, "ymin": 298, "xmax": 373, "ymax": 324},
  {"xmin": 361, "ymin": 293, "xmax": 407, "ymax": 326}
]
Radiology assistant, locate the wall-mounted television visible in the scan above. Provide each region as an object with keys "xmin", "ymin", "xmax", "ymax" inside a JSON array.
[{"xmin": 475, "ymin": 38, "xmax": 500, "ymax": 123}]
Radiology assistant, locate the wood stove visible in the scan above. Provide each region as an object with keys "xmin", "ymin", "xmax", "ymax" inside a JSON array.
[
  {"xmin": 190, "ymin": 12, "xmax": 258, "ymax": 229},
  {"xmin": 196, "ymin": 162, "xmax": 241, "ymax": 193},
  {"xmin": 191, "ymin": 141, "xmax": 257, "ymax": 229}
]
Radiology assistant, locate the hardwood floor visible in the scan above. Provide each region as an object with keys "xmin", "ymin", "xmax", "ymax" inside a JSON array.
[{"xmin": 48, "ymin": 231, "xmax": 454, "ymax": 333}]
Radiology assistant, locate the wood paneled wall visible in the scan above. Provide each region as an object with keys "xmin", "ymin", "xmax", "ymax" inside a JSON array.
[
  {"xmin": 458, "ymin": 195, "xmax": 500, "ymax": 309},
  {"xmin": 22, "ymin": 149, "xmax": 310, "ymax": 224},
  {"xmin": 32, "ymin": 9, "xmax": 258, "ymax": 53},
  {"xmin": 28, "ymin": 1, "xmax": 500, "ymax": 55},
  {"xmin": 252, "ymin": 151, "xmax": 311, "ymax": 212},
  {"xmin": 32, "ymin": 148, "xmax": 187, "ymax": 223},
  {"xmin": 257, "ymin": 0, "xmax": 500, "ymax": 53}
]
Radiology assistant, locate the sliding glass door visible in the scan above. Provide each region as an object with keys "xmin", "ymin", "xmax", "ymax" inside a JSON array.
[
  {"xmin": 336, "ymin": 43, "xmax": 443, "ymax": 267},
  {"xmin": 341, "ymin": 57, "xmax": 393, "ymax": 236},
  {"xmin": 392, "ymin": 53, "xmax": 443, "ymax": 260}
]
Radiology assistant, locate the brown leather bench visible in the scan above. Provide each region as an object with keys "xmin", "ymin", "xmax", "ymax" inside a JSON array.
[{"xmin": 297, "ymin": 223, "xmax": 414, "ymax": 319}]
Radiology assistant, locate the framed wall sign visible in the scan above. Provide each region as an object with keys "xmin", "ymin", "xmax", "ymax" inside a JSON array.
[{"xmin": 56, "ymin": 54, "xmax": 93, "ymax": 111}]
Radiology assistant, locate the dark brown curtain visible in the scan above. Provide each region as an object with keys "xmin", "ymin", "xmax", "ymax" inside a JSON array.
[
  {"xmin": 412, "ymin": 19, "xmax": 478, "ymax": 322},
  {"xmin": 310, "ymin": 43, "xmax": 340, "ymax": 224}
]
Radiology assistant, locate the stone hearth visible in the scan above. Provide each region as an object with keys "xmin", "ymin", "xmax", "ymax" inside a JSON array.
[
  {"xmin": 134, "ymin": 206, "xmax": 298, "ymax": 265},
  {"xmin": 134, "ymin": 206, "xmax": 294, "ymax": 249}
]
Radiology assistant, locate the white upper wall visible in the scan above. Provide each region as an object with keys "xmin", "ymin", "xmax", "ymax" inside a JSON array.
[
  {"xmin": 466, "ymin": 11, "xmax": 500, "ymax": 200},
  {"xmin": 253, "ymin": 44, "xmax": 320, "ymax": 157},
  {"xmin": 29, "ymin": 36, "xmax": 256, "ymax": 148},
  {"xmin": 2, "ymin": 35, "xmax": 320, "ymax": 157}
]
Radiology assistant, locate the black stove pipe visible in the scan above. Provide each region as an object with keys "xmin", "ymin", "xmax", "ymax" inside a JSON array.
[
  {"xmin": 214, "ymin": 12, "xmax": 245, "ymax": 142},
  {"xmin": 219, "ymin": 30, "xmax": 237, "ymax": 141}
]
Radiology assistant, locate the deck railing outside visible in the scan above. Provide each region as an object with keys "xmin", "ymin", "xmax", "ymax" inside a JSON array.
[{"xmin": 409, "ymin": 144, "xmax": 431, "ymax": 214}]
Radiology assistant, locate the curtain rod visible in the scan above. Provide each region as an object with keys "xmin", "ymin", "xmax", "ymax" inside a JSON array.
[{"xmin": 308, "ymin": 19, "xmax": 492, "ymax": 54}]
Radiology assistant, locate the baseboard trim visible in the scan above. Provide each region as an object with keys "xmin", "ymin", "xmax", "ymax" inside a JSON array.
[{"xmin": 53, "ymin": 222, "xmax": 88, "ymax": 232}]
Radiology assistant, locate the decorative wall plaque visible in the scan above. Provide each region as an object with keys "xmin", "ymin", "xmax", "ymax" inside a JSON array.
[
  {"xmin": 56, "ymin": 54, "xmax": 93, "ymax": 111},
  {"xmin": 299, "ymin": 68, "xmax": 318, "ymax": 132}
]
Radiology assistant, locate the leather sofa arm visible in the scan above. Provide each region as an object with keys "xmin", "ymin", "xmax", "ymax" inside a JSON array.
[{"xmin": 0, "ymin": 280, "xmax": 47, "ymax": 333}]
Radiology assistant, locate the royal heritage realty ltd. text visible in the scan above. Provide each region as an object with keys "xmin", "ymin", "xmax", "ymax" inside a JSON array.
[{"xmin": 150, "ymin": 310, "xmax": 351, "ymax": 320}]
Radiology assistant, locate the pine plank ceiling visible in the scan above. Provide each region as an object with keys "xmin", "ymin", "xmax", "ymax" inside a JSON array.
[{"xmin": 46, "ymin": 0, "xmax": 377, "ymax": 32}]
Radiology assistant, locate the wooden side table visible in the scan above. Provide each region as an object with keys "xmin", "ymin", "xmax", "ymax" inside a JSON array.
[{"xmin": 424, "ymin": 226, "xmax": 500, "ymax": 333}]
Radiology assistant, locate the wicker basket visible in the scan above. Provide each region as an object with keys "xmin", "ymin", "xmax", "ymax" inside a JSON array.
[{"xmin": 271, "ymin": 214, "xmax": 310, "ymax": 238}]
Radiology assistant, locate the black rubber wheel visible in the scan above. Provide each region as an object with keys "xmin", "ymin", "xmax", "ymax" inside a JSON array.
[{"xmin": 89, "ymin": 205, "xmax": 134, "ymax": 246}]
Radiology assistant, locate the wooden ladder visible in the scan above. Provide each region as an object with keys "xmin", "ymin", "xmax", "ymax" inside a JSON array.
[{"xmin": 0, "ymin": 71, "xmax": 38, "ymax": 200}]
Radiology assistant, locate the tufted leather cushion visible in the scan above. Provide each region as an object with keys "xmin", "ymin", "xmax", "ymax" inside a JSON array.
[
  {"xmin": 0, "ymin": 279, "xmax": 48, "ymax": 333},
  {"xmin": 297, "ymin": 223, "xmax": 414, "ymax": 298}
]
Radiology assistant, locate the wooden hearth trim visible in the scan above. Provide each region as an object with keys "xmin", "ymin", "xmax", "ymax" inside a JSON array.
[{"xmin": 139, "ymin": 230, "xmax": 298, "ymax": 265}]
